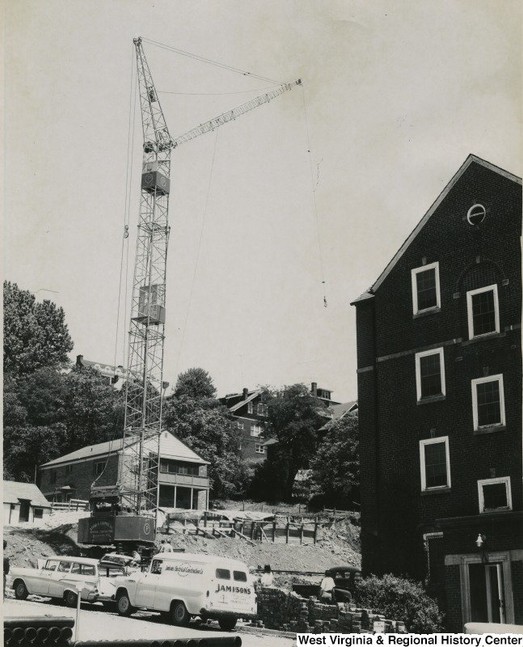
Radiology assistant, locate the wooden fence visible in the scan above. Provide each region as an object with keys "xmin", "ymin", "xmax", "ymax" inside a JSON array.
[{"xmin": 51, "ymin": 499, "xmax": 89, "ymax": 512}]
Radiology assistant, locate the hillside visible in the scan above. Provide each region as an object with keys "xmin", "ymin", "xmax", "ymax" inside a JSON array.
[{"xmin": 4, "ymin": 507, "xmax": 360, "ymax": 584}]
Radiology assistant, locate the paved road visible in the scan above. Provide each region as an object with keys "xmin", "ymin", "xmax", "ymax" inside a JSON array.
[{"xmin": 3, "ymin": 598, "xmax": 295, "ymax": 647}]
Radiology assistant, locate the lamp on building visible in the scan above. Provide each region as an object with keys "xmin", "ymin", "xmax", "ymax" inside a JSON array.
[{"xmin": 476, "ymin": 533, "xmax": 488, "ymax": 563}]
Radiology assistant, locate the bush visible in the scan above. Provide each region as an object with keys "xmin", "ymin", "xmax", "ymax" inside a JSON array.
[{"xmin": 355, "ymin": 574, "xmax": 443, "ymax": 633}]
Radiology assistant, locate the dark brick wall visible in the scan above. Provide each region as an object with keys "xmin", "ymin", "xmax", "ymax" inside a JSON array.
[
  {"xmin": 353, "ymin": 159, "xmax": 521, "ymax": 623},
  {"xmin": 444, "ymin": 565, "xmax": 463, "ymax": 632},
  {"xmin": 39, "ymin": 455, "xmax": 119, "ymax": 501},
  {"xmin": 513, "ymin": 559, "xmax": 523, "ymax": 625}
]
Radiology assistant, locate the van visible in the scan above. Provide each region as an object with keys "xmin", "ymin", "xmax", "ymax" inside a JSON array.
[{"xmin": 111, "ymin": 552, "xmax": 257, "ymax": 630}]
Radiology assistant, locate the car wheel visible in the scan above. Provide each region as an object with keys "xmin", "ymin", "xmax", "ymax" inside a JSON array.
[
  {"xmin": 116, "ymin": 592, "xmax": 134, "ymax": 617},
  {"xmin": 218, "ymin": 617, "xmax": 237, "ymax": 631},
  {"xmin": 14, "ymin": 580, "xmax": 28, "ymax": 600},
  {"xmin": 64, "ymin": 590, "xmax": 78, "ymax": 608},
  {"xmin": 170, "ymin": 601, "xmax": 190, "ymax": 626}
]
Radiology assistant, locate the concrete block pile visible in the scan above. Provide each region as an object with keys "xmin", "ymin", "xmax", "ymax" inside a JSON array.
[{"xmin": 256, "ymin": 587, "xmax": 408, "ymax": 634}]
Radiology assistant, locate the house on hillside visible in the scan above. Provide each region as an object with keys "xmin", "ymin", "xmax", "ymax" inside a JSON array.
[
  {"xmin": 3, "ymin": 481, "xmax": 52, "ymax": 525},
  {"xmin": 219, "ymin": 388, "xmax": 269, "ymax": 462},
  {"xmin": 319, "ymin": 400, "xmax": 358, "ymax": 432},
  {"xmin": 221, "ymin": 382, "xmax": 341, "ymax": 463},
  {"xmin": 38, "ymin": 431, "xmax": 210, "ymax": 510},
  {"xmin": 351, "ymin": 155, "xmax": 522, "ymax": 629}
]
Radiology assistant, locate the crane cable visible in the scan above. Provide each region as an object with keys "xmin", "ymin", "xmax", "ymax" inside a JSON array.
[
  {"xmin": 142, "ymin": 37, "xmax": 282, "ymax": 85},
  {"xmin": 175, "ymin": 129, "xmax": 219, "ymax": 373},
  {"xmin": 94, "ymin": 45, "xmax": 137, "ymax": 489},
  {"xmin": 300, "ymin": 85, "xmax": 328, "ymax": 307}
]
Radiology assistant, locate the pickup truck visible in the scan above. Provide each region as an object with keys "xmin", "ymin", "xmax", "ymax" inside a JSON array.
[
  {"xmin": 105, "ymin": 551, "xmax": 257, "ymax": 630},
  {"xmin": 10, "ymin": 556, "xmax": 102, "ymax": 607}
]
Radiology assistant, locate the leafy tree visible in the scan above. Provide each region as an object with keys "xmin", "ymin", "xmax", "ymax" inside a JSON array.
[
  {"xmin": 311, "ymin": 412, "xmax": 359, "ymax": 508},
  {"xmin": 3, "ymin": 424, "xmax": 68, "ymax": 483},
  {"xmin": 249, "ymin": 383, "xmax": 326, "ymax": 502},
  {"xmin": 3, "ymin": 281, "xmax": 73, "ymax": 376},
  {"xmin": 3, "ymin": 365, "xmax": 124, "ymax": 481},
  {"xmin": 164, "ymin": 388, "xmax": 248, "ymax": 499},
  {"xmin": 174, "ymin": 367, "xmax": 216, "ymax": 399}
]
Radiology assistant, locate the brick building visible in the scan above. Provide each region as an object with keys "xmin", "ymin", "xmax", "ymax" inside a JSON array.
[
  {"xmin": 351, "ymin": 155, "xmax": 522, "ymax": 629},
  {"xmin": 219, "ymin": 388, "xmax": 269, "ymax": 462},
  {"xmin": 39, "ymin": 430, "xmax": 210, "ymax": 510}
]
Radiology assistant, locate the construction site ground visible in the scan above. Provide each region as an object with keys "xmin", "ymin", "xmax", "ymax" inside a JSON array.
[{"xmin": 4, "ymin": 502, "xmax": 361, "ymax": 588}]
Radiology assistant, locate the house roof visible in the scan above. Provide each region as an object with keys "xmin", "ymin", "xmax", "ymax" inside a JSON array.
[
  {"xmin": 319, "ymin": 401, "xmax": 358, "ymax": 430},
  {"xmin": 228, "ymin": 389, "xmax": 262, "ymax": 413},
  {"xmin": 40, "ymin": 431, "xmax": 209, "ymax": 468},
  {"xmin": 351, "ymin": 155, "xmax": 522, "ymax": 303},
  {"xmin": 3, "ymin": 481, "xmax": 52, "ymax": 508}
]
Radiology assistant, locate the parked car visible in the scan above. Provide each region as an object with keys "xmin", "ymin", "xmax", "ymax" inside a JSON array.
[
  {"xmin": 10, "ymin": 556, "xmax": 101, "ymax": 607},
  {"xmin": 292, "ymin": 565, "xmax": 361, "ymax": 603},
  {"xmin": 106, "ymin": 552, "xmax": 257, "ymax": 630}
]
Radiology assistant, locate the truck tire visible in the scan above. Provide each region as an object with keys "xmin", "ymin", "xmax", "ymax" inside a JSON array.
[
  {"xmin": 14, "ymin": 580, "xmax": 28, "ymax": 600},
  {"xmin": 64, "ymin": 590, "xmax": 78, "ymax": 608},
  {"xmin": 218, "ymin": 617, "xmax": 237, "ymax": 631},
  {"xmin": 170, "ymin": 600, "xmax": 190, "ymax": 626},
  {"xmin": 116, "ymin": 591, "xmax": 135, "ymax": 617}
]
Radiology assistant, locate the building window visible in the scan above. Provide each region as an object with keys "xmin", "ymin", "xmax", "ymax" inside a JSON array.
[
  {"xmin": 257, "ymin": 403, "xmax": 268, "ymax": 417},
  {"xmin": 33, "ymin": 508, "xmax": 43, "ymax": 519},
  {"xmin": 247, "ymin": 402, "xmax": 254, "ymax": 415},
  {"xmin": 415, "ymin": 348, "xmax": 445, "ymax": 401},
  {"xmin": 250, "ymin": 425, "xmax": 263, "ymax": 437},
  {"xmin": 419, "ymin": 437, "xmax": 451, "ymax": 491},
  {"xmin": 478, "ymin": 477, "xmax": 512, "ymax": 513},
  {"xmin": 471, "ymin": 375, "xmax": 505, "ymax": 430},
  {"xmin": 160, "ymin": 459, "xmax": 199, "ymax": 476},
  {"xmin": 411, "ymin": 262, "xmax": 441, "ymax": 315},
  {"xmin": 467, "ymin": 284, "xmax": 499, "ymax": 339},
  {"xmin": 255, "ymin": 444, "xmax": 266, "ymax": 454},
  {"xmin": 93, "ymin": 461, "xmax": 105, "ymax": 476},
  {"xmin": 236, "ymin": 421, "xmax": 244, "ymax": 432},
  {"xmin": 65, "ymin": 464, "xmax": 73, "ymax": 476}
]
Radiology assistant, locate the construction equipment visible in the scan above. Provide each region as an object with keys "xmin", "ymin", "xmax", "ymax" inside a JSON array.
[{"xmin": 79, "ymin": 37, "xmax": 300, "ymax": 549}]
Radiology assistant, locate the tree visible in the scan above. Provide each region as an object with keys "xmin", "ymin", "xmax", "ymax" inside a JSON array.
[
  {"xmin": 311, "ymin": 412, "xmax": 359, "ymax": 508},
  {"xmin": 3, "ymin": 281, "xmax": 73, "ymax": 376},
  {"xmin": 250, "ymin": 384, "xmax": 326, "ymax": 502},
  {"xmin": 173, "ymin": 367, "xmax": 216, "ymax": 399},
  {"xmin": 3, "ymin": 365, "xmax": 124, "ymax": 481},
  {"xmin": 164, "ymin": 383, "xmax": 248, "ymax": 499}
]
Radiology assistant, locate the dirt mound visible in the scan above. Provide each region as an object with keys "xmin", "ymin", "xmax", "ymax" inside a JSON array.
[{"xmin": 4, "ymin": 525, "xmax": 82, "ymax": 569}]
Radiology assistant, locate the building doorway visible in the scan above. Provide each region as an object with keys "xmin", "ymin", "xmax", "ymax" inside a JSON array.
[
  {"xmin": 469, "ymin": 562, "xmax": 505, "ymax": 624},
  {"xmin": 18, "ymin": 499, "xmax": 30, "ymax": 522}
]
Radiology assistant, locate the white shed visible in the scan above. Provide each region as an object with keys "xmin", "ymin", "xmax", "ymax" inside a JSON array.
[{"xmin": 3, "ymin": 481, "xmax": 52, "ymax": 525}]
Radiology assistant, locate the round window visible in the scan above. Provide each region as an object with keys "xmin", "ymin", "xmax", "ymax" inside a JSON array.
[{"xmin": 467, "ymin": 204, "xmax": 486, "ymax": 225}]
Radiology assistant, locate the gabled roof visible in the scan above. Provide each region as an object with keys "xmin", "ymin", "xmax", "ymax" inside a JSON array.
[
  {"xmin": 319, "ymin": 401, "xmax": 358, "ymax": 430},
  {"xmin": 353, "ymin": 155, "xmax": 522, "ymax": 302},
  {"xmin": 228, "ymin": 389, "xmax": 263, "ymax": 413},
  {"xmin": 40, "ymin": 431, "xmax": 209, "ymax": 468},
  {"xmin": 3, "ymin": 481, "xmax": 52, "ymax": 508}
]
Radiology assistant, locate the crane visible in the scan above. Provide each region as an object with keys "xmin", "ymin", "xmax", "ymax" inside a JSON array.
[{"xmin": 79, "ymin": 37, "xmax": 300, "ymax": 549}]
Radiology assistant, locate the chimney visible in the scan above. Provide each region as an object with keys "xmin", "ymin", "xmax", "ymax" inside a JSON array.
[
  {"xmin": 243, "ymin": 388, "xmax": 249, "ymax": 400},
  {"xmin": 76, "ymin": 355, "xmax": 84, "ymax": 367},
  {"xmin": 311, "ymin": 382, "xmax": 317, "ymax": 397}
]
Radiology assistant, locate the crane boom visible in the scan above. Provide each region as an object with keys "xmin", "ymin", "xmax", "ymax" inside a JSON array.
[{"xmin": 171, "ymin": 79, "xmax": 302, "ymax": 149}]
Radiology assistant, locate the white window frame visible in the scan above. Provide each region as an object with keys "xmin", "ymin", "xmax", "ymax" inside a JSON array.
[
  {"xmin": 466, "ymin": 284, "xmax": 500, "ymax": 339},
  {"xmin": 419, "ymin": 436, "xmax": 451, "ymax": 491},
  {"xmin": 255, "ymin": 444, "xmax": 266, "ymax": 454},
  {"xmin": 415, "ymin": 347, "xmax": 446, "ymax": 401},
  {"xmin": 411, "ymin": 262, "xmax": 441, "ymax": 315},
  {"xmin": 247, "ymin": 402, "xmax": 254, "ymax": 415},
  {"xmin": 250, "ymin": 424, "xmax": 263, "ymax": 437},
  {"xmin": 477, "ymin": 476, "xmax": 512, "ymax": 513},
  {"xmin": 471, "ymin": 374, "xmax": 505, "ymax": 430}
]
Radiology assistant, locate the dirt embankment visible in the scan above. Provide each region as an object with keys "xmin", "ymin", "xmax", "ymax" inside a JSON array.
[{"xmin": 4, "ymin": 508, "xmax": 361, "ymax": 583}]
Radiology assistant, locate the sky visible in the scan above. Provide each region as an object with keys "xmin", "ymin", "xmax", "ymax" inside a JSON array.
[{"xmin": 3, "ymin": 1, "xmax": 522, "ymax": 402}]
